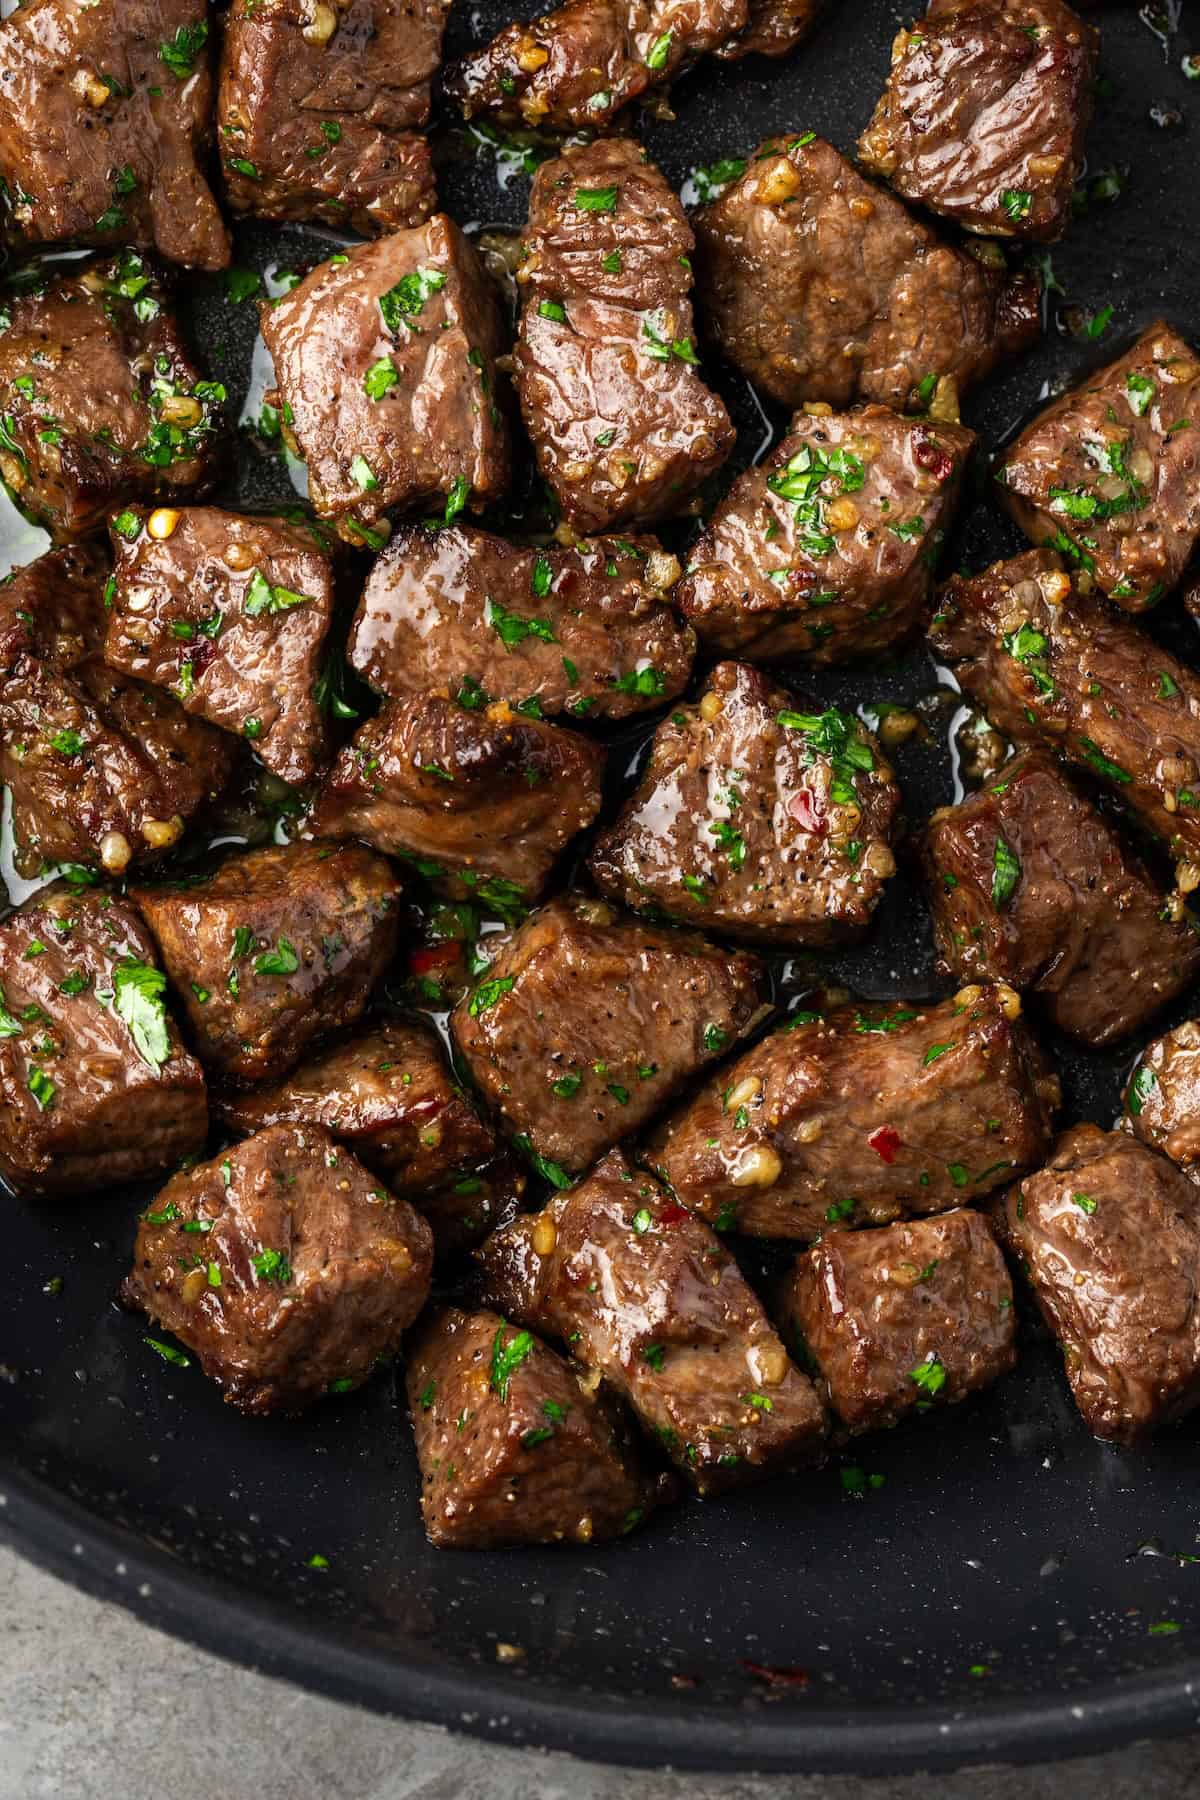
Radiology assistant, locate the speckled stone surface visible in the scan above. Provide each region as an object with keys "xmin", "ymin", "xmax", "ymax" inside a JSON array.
[{"xmin": 1, "ymin": 1545, "xmax": 1198, "ymax": 1800}]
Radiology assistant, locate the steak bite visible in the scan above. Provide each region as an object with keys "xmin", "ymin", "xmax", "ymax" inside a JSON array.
[
  {"xmin": 858, "ymin": 0, "xmax": 1098, "ymax": 243},
  {"xmin": 651, "ymin": 986, "xmax": 1058, "ymax": 1241},
  {"xmin": 0, "ymin": 546, "xmax": 237, "ymax": 881},
  {"xmin": 311, "ymin": 693, "xmax": 604, "ymax": 909},
  {"xmin": 1122, "ymin": 1022, "xmax": 1200, "ymax": 1183},
  {"xmin": 261, "ymin": 219, "xmax": 510, "ymax": 535},
  {"xmin": 0, "ymin": 0, "xmax": 230, "ymax": 271},
  {"xmin": 219, "ymin": 0, "xmax": 445, "ymax": 236},
  {"xmin": 515, "ymin": 139, "xmax": 734, "ymax": 535},
  {"xmin": 348, "ymin": 523, "xmax": 694, "ymax": 720},
  {"xmin": 0, "ymin": 884, "xmax": 206, "ymax": 1199},
  {"xmin": 718, "ymin": 0, "xmax": 825, "ymax": 59},
  {"xmin": 929, "ymin": 549, "xmax": 1200, "ymax": 863},
  {"xmin": 923, "ymin": 751, "xmax": 1200, "ymax": 1047},
  {"xmin": 997, "ymin": 324, "xmax": 1200, "ymax": 611},
  {"xmin": 121, "ymin": 1123, "xmax": 433, "ymax": 1414},
  {"xmin": 677, "ymin": 405, "xmax": 973, "ymax": 664},
  {"xmin": 1006, "ymin": 1125, "xmax": 1200, "ymax": 1443},
  {"xmin": 452, "ymin": 895, "xmax": 764, "ymax": 1177},
  {"xmin": 779, "ymin": 1208, "xmax": 1016, "ymax": 1433},
  {"xmin": 104, "ymin": 506, "xmax": 334, "ymax": 786},
  {"xmin": 217, "ymin": 1019, "xmax": 523, "ymax": 1255},
  {"xmin": 589, "ymin": 663, "xmax": 901, "ymax": 946},
  {"xmin": 133, "ymin": 842, "xmax": 403, "ymax": 1084},
  {"xmin": 0, "ymin": 254, "xmax": 223, "ymax": 540},
  {"xmin": 693, "ymin": 134, "xmax": 1039, "ymax": 413},
  {"xmin": 406, "ymin": 1306, "xmax": 653, "ymax": 1547},
  {"xmin": 478, "ymin": 1149, "xmax": 827, "ymax": 1493}
]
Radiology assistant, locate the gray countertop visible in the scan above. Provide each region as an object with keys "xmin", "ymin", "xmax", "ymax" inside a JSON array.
[{"xmin": 3, "ymin": 1544, "xmax": 1199, "ymax": 1800}]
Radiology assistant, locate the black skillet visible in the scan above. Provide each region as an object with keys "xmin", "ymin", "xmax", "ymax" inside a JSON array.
[{"xmin": 3, "ymin": 0, "xmax": 1200, "ymax": 1776}]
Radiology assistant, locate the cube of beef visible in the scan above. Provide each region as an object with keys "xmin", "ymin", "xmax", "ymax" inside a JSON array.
[
  {"xmin": 478, "ymin": 1149, "xmax": 827, "ymax": 1493},
  {"xmin": 448, "ymin": 0, "xmax": 745, "ymax": 135},
  {"xmin": 0, "ymin": 884, "xmax": 206, "ymax": 1198},
  {"xmin": 1006, "ymin": 1125, "xmax": 1200, "ymax": 1442},
  {"xmin": 1123, "ymin": 1022, "xmax": 1200, "ymax": 1183},
  {"xmin": 651, "ymin": 986, "xmax": 1059, "ymax": 1240},
  {"xmin": 0, "ymin": 254, "xmax": 223, "ymax": 539},
  {"xmin": 310, "ymin": 694, "xmax": 605, "ymax": 909},
  {"xmin": 261, "ymin": 218, "xmax": 510, "ymax": 536},
  {"xmin": 929, "ymin": 549, "xmax": 1200, "ymax": 862},
  {"xmin": 676, "ymin": 405, "xmax": 973, "ymax": 664},
  {"xmin": 407, "ymin": 1306, "xmax": 653, "ymax": 1547},
  {"xmin": 515, "ymin": 139, "xmax": 734, "ymax": 534},
  {"xmin": 718, "ymin": 0, "xmax": 825, "ymax": 59},
  {"xmin": 779, "ymin": 1208, "xmax": 1016, "ymax": 1433},
  {"xmin": 217, "ymin": 1019, "xmax": 523, "ymax": 1255},
  {"xmin": 133, "ymin": 842, "xmax": 402, "ymax": 1084},
  {"xmin": 0, "ymin": 0, "xmax": 230, "ymax": 270},
  {"xmin": 121, "ymin": 1123, "xmax": 433, "ymax": 1413},
  {"xmin": 997, "ymin": 324, "xmax": 1200, "ymax": 611},
  {"xmin": 589, "ymin": 663, "xmax": 900, "ymax": 946},
  {"xmin": 348, "ymin": 523, "xmax": 694, "ymax": 720},
  {"xmin": 105, "ymin": 506, "xmax": 334, "ymax": 786},
  {"xmin": 858, "ymin": 0, "xmax": 1098, "ymax": 242},
  {"xmin": 452, "ymin": 895, "xmax": 763, "ymax": 1177},
  {"xmin": 0, "ymin": 548, "xmax": 237, "ymax": 881},
  {"xmin": 923, "ymin": 751, "xmax": 1200, "ymax": 1046},
  {"xmin": 693, "ymin": 134, "xmax": 1039, "ymax": 412},
  {"xmin": 219, "ymin": 0, "xmax": 445, "ymax": 235}
]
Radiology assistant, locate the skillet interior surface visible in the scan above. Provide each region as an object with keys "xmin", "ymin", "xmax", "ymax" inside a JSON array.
[{"xmin": 3, "ymin": 0, "xmax": 1200, "ymax": 1774}]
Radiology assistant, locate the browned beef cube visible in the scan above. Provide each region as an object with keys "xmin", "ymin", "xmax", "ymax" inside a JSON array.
[
  {"xmin": 858, "ymin": 0, "xmax": 1098, "ymax": 242},
  {"xmin": 651, "ymin": 986, "xmax": 1059, "ymax": 1240},
  {"xmin": 448, "ymin": 0, "xmax": 746, "ymax": 134},
  {"xmin": 452, "ymin": 895, "xmax": 763, "ymax": 1177},
  {"xmin": 348, "ymin": 523, "xmax": 694, "ymax": 720},
  {"xmin": 516, "ymin": 139, "xmax": 734, "ymax": 535},
  {"xmin": 0, "ymin": 1, "xmax": 230, "ymax": 271},
  {"xmin": 0, "ymin": 548, "xmax": 237, "ymax": 881},
  {"xmin": 133, "ymin": 842, "xmax": 402, "ymax": 1084},
  {"xmin": 924, "ymin": 751, "xmax": 1200, "ymax": 1046},
  {"xmin": 217, "ymin": 1019, "xmax": 524, "ymax": 1255},
  {"xmin": 693, "ymin": 135, "xmax": 1039, "ymax": 413},
  {"xmin": 997, "ymin": 324, "xmax": 1200, "ymax": 611},
  {"xmin": 310, "ymin": 694, "xmax": 605, "ymax": 909},
  {"xmin": 589, "ymin": 663, "xmax": 900, "ymax": 946},
  {"xmin": 478, "ymin": 1149, "xmax": 827, "ymax": 1493},
  {"xmin": 219, "ymin": 0, "xmax": 445, "ymax": 236},
  {"xmin": 717, "ymin": 0, "xmax": 824, "ymax": 58},
  {"xmin": 1006, "ymin": 1125, "xmax": 1200, "ymax": 1442},
  {"xmin": 105, "ymin": 506, "xmax": 333, "ymax": 786},
  {"xmin": 121, "ymin": 1123, "xmax": 433, "ymax": 1413},
  {"xmin": 779, "ymin": 1208, "xmax": 1016, "ymax": 1432},
  {"xmin": 929, "ymin": 549, "xmax": 1200, "ymax": 862},
  {"xmin": 1123, "ymin": 1022, "xmax": 1200, "ymax": 1183},
  {"xmin": 677, "ymin": 406, "xmax": 974, "ymax": 664},
  {"xmin": 406, "ymin": 1306, "xmax": 653, "ymax": 1547},
  {"xmin": 0, "ymin": 884, "xmax": 206, "ymax": 1198},
  {"xmin": 0, "ymin": 255, "xmax": 223, "ymax": 539},
  {"xmin": 261, "ymin": 218, "xmax": 510, "ymax": 536}
]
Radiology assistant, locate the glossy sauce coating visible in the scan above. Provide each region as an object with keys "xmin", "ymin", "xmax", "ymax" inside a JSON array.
[
  {"xmin": 1122, "ymin": 1020, "xmax": 1200, "ymax": 1182},
  {"xmin": 651, "ymin": 986, "xmax": 1059, "ymax": 1239},
  {"xmin": 477, "ymin": 1148, "xmax": 827, "ymax": 1493},
  {"xmin": 780, "ymin": 1207, "xmax": 1015, "ymax": 1432},
  {"xmin": 589, "ymin": 660, "xmax": 901, "ymax": 945},
  {"xmin": 930, "ymin": 548, "xmax": 1200, "ymax": 861},
  {"xmin": 348, "ymin": 523, "xmax": 694, "ymax": 719}
]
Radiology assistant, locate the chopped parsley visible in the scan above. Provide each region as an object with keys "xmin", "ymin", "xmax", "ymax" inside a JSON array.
[
  {"xmin": 991, "ymin": 835, "xmax": 1021, "ymax": 909},
  {"xmin": 490, "ymin": 1322, "xmax": 534, "ymax": 1400},
  {"xmin": 114, "ymin": 959, "xmax": 171, "ymax": 1069}
]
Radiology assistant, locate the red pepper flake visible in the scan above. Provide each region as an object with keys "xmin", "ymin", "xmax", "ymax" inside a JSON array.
[
  {"xmin": 868, "ymin": 1124, "xmax": 902, "ymax": 1163},
  {"xmin": 788, "ymin": 787, "xmax": 826, "ymax": 836},
  {"xmin": 410, "ymin": 942, "xmax": 460, "ymax": 977},
  {"xmin": 914, "ymin": 435, "xmax": 954, "ymax": 484},
  {"xmin": 658, "ymin": 1201, "xmax": 690, "ymax": 1227},
  {"xmin": 741, "ymin": 1660, "xmax": 810, "ymax": 1689}
]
